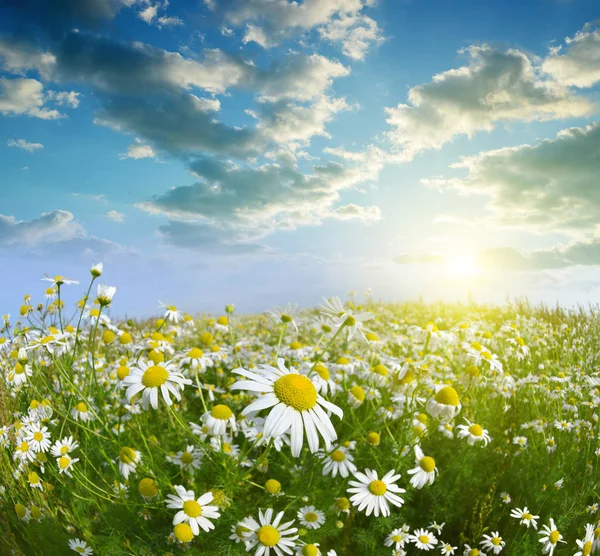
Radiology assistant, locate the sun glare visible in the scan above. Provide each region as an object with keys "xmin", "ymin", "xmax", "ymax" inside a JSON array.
[{"xmin": 444, "ymin": 252, "xmax": 480, "ymax": 278}]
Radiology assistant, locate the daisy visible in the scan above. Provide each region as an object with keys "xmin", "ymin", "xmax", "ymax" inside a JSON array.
[
  {"xmin": 407, "ymin": 445, "xmax": 438, "ymax": 489},
  {"xmin": 480, "ymin": 532, "xmax": 504, "ymax": 554},
  {"xmin": 348, "ymin": 385, "xmax": 366, "ymax": 408},
  {"xmin": 297, "ymin": 506, "xmax": 325, "ymax": 529},
  {"xmin": 28, "ymin": 471, "xmax": 43, "ymax": 490},
  {"xmin": 159, "ymin": 302, "xmax": 185, "ymax": 323},
  {"xmin": 96, "ymin": 284, "xmax": 116, "ymax": 306},
  {"xmin": 510, "ymin": 507, "xmax": 539, "ymax": 529},
  {"xmin": 43, "ymin": 275, "xmax": 79, "ymax": 287},
  {"xmin": 123, "ymin": 360, "xmax": 191, "ymax": 410},
  {"xmin": 202, "ymin": 404, "xmax": 237, "ymax": 436},
  {"xmin": 166, "ymin": 486, "xmax": 221, "ymax": 535},
  {"xmin": 267, "ymin": 304, "xmax": 300, "ymax": 332},
  {"xmin": 320, "ymin": 296, "xmax": 373, "ymax": 341},
  {"xmin": 295, "ymin": 543, "xmax": 321, "ymax": 556},
  {"xmin": 90, "ymin": 262, "xmax": 103, "ymax": 277},
  {"xmin": 118, "ymin": 446, "xmax": 141, "ymax": 479},
  {"xmin": 538, "ymin": 518, "xmax": 565, "ymax": 555},
  {"xmin": 463, "ymin": 546, "xmax": 485, "ymax": 556},
  {"xmin": 347, "ymin": 468, "xmax": 405, "ymax": 517},
  {"xmin": 309, "ymin": 363, "xmax": 337, "ymax": 396},
  {"xmin": 320, "ymin": 446, "xmax": 357, "ymax": 478},
  {"xmin": 230, "ymin": 358, "xmax": 343, "ymax": 457},
  {"xmin": 24, "ymin": 423, "xmax": 51, "ymax": 453},
  {"xmin": 14, "ymin": 440, "xmax": 36, "ymax": 463},
  {"xmin": 426, "ymin": 385, "xmax": 461, "ymax": 422},
  {"xmin": 230, "ymin": 521, "xmax": 251, "ymax": 543},
  {"xmin": 68, "ymin": 538, "xmax": 93, "ymax": 554},
  {"xmin": 71, "ymin": 402, "xmax": 93, "ymax": 422},
  {"xmin": 574, "ymin": 524, "xmax": 594, "ymax": 556},
  {"xmin": 57, "ymin": 454, "xmax": 80, "ymax": 477},
  {"xmin": 210, "ymin": 436, "xmax": 240, "ymax": 457},
  {"xmin": 15, "ymin": 503, "xmax": 31, "ymax": 522},
  {"xmin": 409, "ymin": 528, "xmax": 438, "ymax": 551},
  {"xmin": 167, "ymin": 445, "xmax": 203, "ymax": 470},
  {"xmin": 51, "ymin": 436, "xmax": 79, "ymax": 458},
  {"xmin": 180, "ymin": 347, "xmax": 214, "ymax": 372},
  {"xmin": 441, "ymin": 543, "xmax": 458, "ymax": 554},
  {"xmin": 456, "ymin": 419, "xmax": 491, "ymax": 446},
  {"xmin": 240, "ymin": 508, "xmax": 299, "ymax": 555},
  {"xmin": 385, "ymin": 528, "xmax": 409, "ymax": 550}
]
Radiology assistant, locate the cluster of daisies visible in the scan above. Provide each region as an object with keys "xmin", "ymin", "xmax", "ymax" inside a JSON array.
[{"xmin": 1, "ymin": 264, "xmax": 598, "ymax": 554}]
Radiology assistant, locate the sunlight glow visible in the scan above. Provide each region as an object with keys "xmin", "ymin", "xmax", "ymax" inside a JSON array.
[{"xmin": 444, "ymin": 251, "xmax": 480, "ymax": 279}]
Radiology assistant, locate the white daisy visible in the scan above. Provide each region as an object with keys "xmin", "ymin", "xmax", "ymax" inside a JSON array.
[
  {"xmin": 347, "ymin": 468, "xmax": 406, "ymax": 517},
  {"xmin": 456, "ymin": 419, "xmax": 491, "ymax": 446},
  {"xmin": 166, "ymin": 485, "xmax": 221, "ymax": 535},
  {"xmin": 320, "ymin": 446, "xmax": 357, "ymax": 478},
  {"xmin": 509, "ymin": 507, "xmax": 539, "ymax": 529},
  {"xmin": 407, "ymin": 445, "xmax": 438, "ymax": 489},
  {"xmin": 320, "ymin": 296, "xmax": 373, "ymax": 341},
  {"xmin": 167, "ymin": 445, "xmax": 203, "ymax": 470},
  {"xmin": 57, "ymin": 454, "xmax": 80, "ymax": 477},
  {"xmin": 180, "ymin": 347, "xmax": 214, "ymax": 372},
  {"xmin": 538, "ymin": 519, "xmax": 565, "ymax": 555},
  {"xmin": 426, "ymin": 385, "xmax": 461, "ymax": 422},
  {"xmin": 202, "ymin": 404, "xmax": 237, "ymax": 436},
  {"xmin": 24, "ymin": 423, "xmax": 51, "ymax": 453},
  {"xmin": 118, "ymin": 446, "xmax": 141, "ymax": 479},
  {"xmin": 574, "ymin": 524, "xmax": 594, "ymax": 556},
  {"xmin": 43, "ymin": 275, "xmax": 79, "ymax": 287},
  {"xmin": 68, "ymin": 538, "xmax": 93, "ymax": 554},
  {"xmin": 51, "ymin": 436, "xmax": 79, "ymax": 458},
  {"xmin": 123, "ymin": 360, "xmax": 191, "ymax": 410},
  {"xmin": 159, "ymin": 302, "xmax": 185, "ymax": 323},
  {"xmin": 409, "ymin": 528, "xmax": 438, "ymax": 551},
  {"xmin": 230, "ymin": 358, "xmax": 343, "ymax": 457},
  {"xmin": 384, "ymin": 528, "xmax": 409, "ymax": 550},
  {"xmin": 240, "ymin": 508, "xmax": 299, "ymax": 555},
  {"xmin": 480, "ymin": 532, "xmax": 504, "ymax": 554},
  {"xmin": 297, "ymin": 506, "xmax": 325, "ymax": 529}
]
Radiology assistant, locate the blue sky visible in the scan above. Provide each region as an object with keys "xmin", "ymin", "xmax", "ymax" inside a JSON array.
[{"xmin": 1, "ymin": 0, "xmax": 600, "ymax": 317}]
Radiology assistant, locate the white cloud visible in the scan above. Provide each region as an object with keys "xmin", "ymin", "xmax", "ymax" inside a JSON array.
[
  {"xmin": 46, "ymin": 90, "xmax": 81, "ymax": 108},
  {"xmin": 7, "ymin": 139, "xmax": 44, "ymax": 152},
  {"xmin": 384, "ymin": 45, "xmax": 594, "ymax": 159},
  {"xmin": 106, "ymin": 210, "xmax": 126, "ymax": 222},
  {"xmin": 207, "ymin": 0, "xmax": 383, "ymax": 59},
  {"xmin": 542, "ymin": 23, "xmax": 600, "ymax": 88},
  {"xmin": 119, "ymin": 138, "xmax": 157, "ymax": 159},
  {"xmin": 426, "ymin": 122, "xmax": 600, "ymax": 237},
  {"xmin": 0, "ymin": 78, "xmax": 63, "ymax": 119},
  {"xmin": 331, "ymin": 203, "xmax": 381, "ymax": 222}
]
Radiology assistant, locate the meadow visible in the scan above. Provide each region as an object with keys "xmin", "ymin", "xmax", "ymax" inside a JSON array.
[{"xmin": 1, "ymin": 265, "xmax": 598, "ymax": 555}]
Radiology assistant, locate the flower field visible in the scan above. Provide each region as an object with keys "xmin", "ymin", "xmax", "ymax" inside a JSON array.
[{"xmin": 1, "ymin": 266, "xmax": 599, "ymax": 556}]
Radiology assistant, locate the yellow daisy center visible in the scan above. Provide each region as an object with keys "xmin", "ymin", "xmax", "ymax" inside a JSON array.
[
  {"xmin": 373, "ymin": 364, "xmax": 388, "ymax": 376},
  {"xmin": 331, "ymin": 449, "xmax": 346, "ymax": 462},
  {"xmin": 60, "ymin": 445, "xmax": 70, "ymax": 455},
  {"xmin": 314, "ymin": 364, "xmax": 330, "ymax": 380},
  {"xmin": 492, "ymin": 537, "xmax": 502, "ymax": 545},
  {"xmin": 419, "ymin": 535, "xmax": 430, "ymax": 544},
  {"xmin": 583, "ymin": 541, "xmax": 592, "ymax": 556},
  {"xmin": 468, "ymin": 550, "xmax": 479, "ymax": 556},
  {"xmin": 434, "ymin": 386, "xmax": 459, "ymax": 406},
  {"xmin": 336, "ymin": 497, "xmax": 350, "ymax": 511},
  {"xmin": 468, "ymin": 424, "xmax": 483, "ymax": 436},
  {"xmin": 349, "ymin": 385, "xmax": 365, "ymax": 401},
  {"xmin": 420, "ymin": 456, "xmax": 436, "ymax": 472},
  {"xmin": 273, "ymin": 374, "xmax": 317, "ymax": 411},
  {"xmin": 522, "ymin": 513, "xmax": 532, "ymax": 520},
  {"xmin": 138, "ymin": 478, "xmax": 158, "ymax": 498},
  {"xmin": 303, "ymin": 545, "xmax": 319, "ymax": 556},
  {"xmin": 188, "ymin": 347, "xmax": 204, "ymax": 358},
  {"xmin": 33, "ymin": 432, "xmax": 43, "ymax": 442},
  {"xmin": 368, "ymin": 479, "xmax": 387, "ymax": 496},
  {"xmin": 142, "ymin": 365, "xmax": 168, "ymax": 388},
  {"xmin": 31, "ymin": 506, "xmax": 42, "ymax": 520},
  {"xmin": 59, "ymin": 456, "xmax": 71, "ymax": 469},
  {"xmin": 181, "ymin": 451, "xmax": 194, "ymax": 464},
  {"xmin": 257, "ymin": 525, "xmax": 280, "ymax": 547},
  {"xmin": 117, "ymin": 366, "xmax": 130, "ymax": 380},
  {"xmin": 119, "ymin": 447, "xmax": 137, "ymax": 464},
  {"xmin": 174, "ymin": 523, "xmax": 194, "ymax": 543},
  {"xmin": 265, "ymin": 479, "xmax": 281, "ymax": 494},
  {"xmin": 290, "ymin": 341, "xmax": 302, "ymax": 350},
  {"xmin": 211, "ymin": 404, "xmax": 233, "ymax": 420},
  {"xmin": 549, "ymin": 531, "xmax": 560, "ymax": 544},
  {"xmin": 15, "ymin": 504, "xmax": 27, "ymax": 518},
  {"xmin": 183, "ymin": 500, "xmax": 202, "ymax": 518},
  {"xmin": 304, "ymin": 512, "xmax": 318, "ymax": 522},
  {"xmin": 75, "ymin": 402, "xmax": 87, "ymax": 413}
]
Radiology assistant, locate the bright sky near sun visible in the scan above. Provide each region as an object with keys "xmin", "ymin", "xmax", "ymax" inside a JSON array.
[{"xmin": 1, "ymin": 0, "xmax": 600, "ymax": 316}]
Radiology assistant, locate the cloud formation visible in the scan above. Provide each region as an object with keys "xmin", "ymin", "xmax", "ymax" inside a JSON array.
[
  {"xmin": 384, "ymin": 45, "xmax": 594, "ymax": 159},
  {"xmin": 7, "ymin": 138, "xmax": 43, "ymax": 152},
  {"xmin": 542, "ymin": 23, "xmax": 600, "ymax": 88},
  {"xmin": 427, "ymin": 122, "xmax": 600, "ymax": 237}
]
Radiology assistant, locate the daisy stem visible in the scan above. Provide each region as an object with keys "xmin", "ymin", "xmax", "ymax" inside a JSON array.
[
  {"xmin": 241, "ymin": 439, "xmax": 273, "ymax": 481},
  {"xmin": 274, "ymin": 323, "xmax": 286, "ymax": 362},
  {"xmin": 56, "ymin": 284, "xmax": 64, "ymax": 333},
  {"xmin": 310, "ymin": 325, "xmax": 345, "ymax": 371},
  {"xmin": 195, "ymin": 370, "xmax": 209, "ymax": 414},
  {"xmin": 72, "ymin": 278, "xmax": 95, "ymax": 360}
]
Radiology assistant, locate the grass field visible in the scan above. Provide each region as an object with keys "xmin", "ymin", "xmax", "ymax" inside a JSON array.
[{"xmin": 1, "ymin": 267, "xmax": 598, "ymax": 555}]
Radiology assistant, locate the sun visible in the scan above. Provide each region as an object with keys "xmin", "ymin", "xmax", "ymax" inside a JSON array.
[{"xmin": 444, "ymin": 251, "xmax": 480, "ymax": 278}]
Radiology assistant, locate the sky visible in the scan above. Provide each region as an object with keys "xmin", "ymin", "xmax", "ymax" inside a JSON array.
[{"xmin": 1, "ymin": 0, "xmax": 600, "ymax": 317}]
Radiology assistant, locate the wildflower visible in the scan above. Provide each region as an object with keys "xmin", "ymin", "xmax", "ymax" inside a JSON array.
[
  {"xmin": 167, "ymin": 445, "xmax": 203, "ymax": 470},
  {"xmin": 123, "ymin": 360, "xmax": 191, "ymax": 410},
  {"xmin": 347, "ymin": 468, "xmax": 405, "ymax": 517},
  {"xmin": 510, "ymin": 507, "xmax": 539, "ymax": 529},
  {"xmin": 297, "ymin": 506, "xmax": 325, "ymax": 529},
  {"xmin": 43, "ymin": 275, "xmax": 79, "ymax": 287},
  {"xmin": 25, "ymin": 423, "xmax": 52, "ymax": 453},
  {"xmin": 538, "ymin": 518, "xmax": 565, "ymax": 555},
  {"xmin": 159, "ymin": 302, "xmax": 185, "ymax": 323},
  {"xmin": 320, "ymin": 446, "xmax": 357, "ymax": 478},
  {"xmin": 385, "ymin": 528, "xmax": 409, "ymax": 550},
  {"xmin": 202, "ymin": 404, "xmax": 237, "ymax": 436},
  {"xmin": 499, "ymin": 492, "xmax": 511, "ymax": 504},
  {"xmin": 90, "ymin": 263, "xmax": 103, "ymax": 278},
  {"xmin": 118, "ymin": 446, "xmax": 141, "ymax": 479},
  {"xmin": 68, "ymin": 539, "xmax": 93, "ymax": 554},
  {"xmin": 96, "ymin": 284, "xmax": 116, "ymax": 306},
  {"xmin": 441, "ymin": 543, "xmax": 458, "ymax": 554},
  {"xmin": 456, "ymin": 419, "xmax": 491, "ymax": 446},
  {"xmin": 230, "ymin": 358, "xmax": 343, "ymax": 457},
  {"xmin": 407, "ymin": 445, "xmax": 438, "ymax": 489},
  {"xmin": 51, "ymin": 436, "xmax": 79, "ymax": 457},
  {"xmin": 138, "ymin": 478, "xmax": 159, "ymax": 500},
  {"xmin": 71, "ymin": 402, "xmax": 93, "ymax": 422},
  {"xmin": 15, "ymin": 503, "xmax": 31, "ymax": 522},
  {"xmin": 57, "ymin": 454, "xmax": 79, "ymax": 477},
  {"xmin": 574, "ymin": 524, "xmax": 594, "ymax": 556},
  {"xmin": 409, "ymin": 528, "xmax": 438, "ymax": 551},
  {"xmin": 166, "ymin": 486, "xmax": 221, "ymax": 535},
  {"xmin": 239, "ymin": 508, "xmax": 299, "ymax": 555},
  {"xmin": 426, "ymin": 385, "xmax": 461, "ymax": 422},
  {"xmin": 480, "ymin": 532, "xmax": 504, "ymax": 554},
  {"xmin": 320, "ymin": 296, "xmax": 374, "ymax": 341}
]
